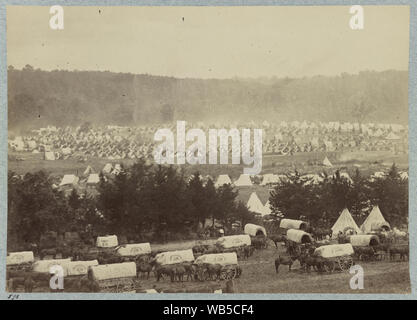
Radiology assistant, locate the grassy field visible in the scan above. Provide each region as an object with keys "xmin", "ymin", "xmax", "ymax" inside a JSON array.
[{"xmin": 136, "ymin": 243, "xmax": 410, "ymax": 294}]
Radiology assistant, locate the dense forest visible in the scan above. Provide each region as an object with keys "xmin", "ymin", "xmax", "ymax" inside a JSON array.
[{"xmin": 8, "ymin": 65, "xmax": 408, "ymax": 133}]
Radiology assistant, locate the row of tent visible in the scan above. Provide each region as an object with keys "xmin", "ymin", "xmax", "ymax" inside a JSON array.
[{"xmin": 331, "ymin": 206, "xmax": 390, "ymax": 237}]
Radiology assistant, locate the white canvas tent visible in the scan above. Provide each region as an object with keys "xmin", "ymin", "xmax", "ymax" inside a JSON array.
[
  {"xmin": 234, "ymin": 174, "xmax": 253, "ymax": 187},
  {"xmin": 244, "ymin": 223, "xmax": 267, "ymax": 237},
  {"xmin": 83, "ymin": 165, "xmax": 94, "ymax": 176},
  {"xmin": 247, "ymin": 192, "xmax": 267, "ymax": 216},
  {"xmin": 102, "ymin": 163, "xmax": 113, "ymax": 174},
  {"xmin": 331, "ymin": 208, "xmax": 361, "ymax": 238},
  {"xmin": 323, "ymin": 156, "xmax": 333, "ymax": 167},
  {"xmin": 215, "ymin": 174, "xmax": 232, "ymax": 188},
  {"xmin": 59, "ymin": 174, "xmax": 79, "ymax": 186},
  {"xmin": 87, "ymin": 173, "xmax": 100, "ymax": 185},
  {"xmin": 44, "ymin": 151, "xmax": 56, "ymax": 161},
  {"xmin": 263, "ymin": 200, "xmax": 273, "ymax": 216},
  {"xmin": 360, "ymin": 206, "xmax": 390, "ymax": 233}
]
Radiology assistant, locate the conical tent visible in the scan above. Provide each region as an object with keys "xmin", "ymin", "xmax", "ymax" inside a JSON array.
[
  {"xmin": 323, "ymin": 156, "xmax": 333, "ymax": 167},
  {"xmin": 234, "ymin": 174, "xmax": 253, "ymax": 187},
  {"xmin": 360, "ymin": 206, "xmax": 390, "ymax": 233},
  {"xmin": 215, "ymin": 174, "xmax": 232, "ymax": 188},
  {"xmin": 83, "ymin": 165, "xmax": 94, "ymax": 176},
  {"xmin": 331, "ymin": 208, "xmax": 361, "ymax": 238},
  {"xmin": 247, "ymin": 192, "xmax": 267, "ymax": 215},
  {"xmin": 263, "ymin": 200, "xmax": 272, "ymax": 216}
]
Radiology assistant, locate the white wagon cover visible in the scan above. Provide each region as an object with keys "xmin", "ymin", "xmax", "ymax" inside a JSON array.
[
  {"xmin": 194, "ymin": 252, "xmax": 238, "ymax": 266},
  {"xmin": 32, "ymin": 258, "xmax": 72, "ymax": 276},
  {"xmin": 286, "ymin": 229, "xmax": 313, "ymax": 243},
  {"xmin": 117, "ymin": 243, "xmax": 152, "ymax": 256},
  {"xmin": 216, "ymin": 234, "xmax": 251, "ymax": 249},
  {"xmin": 314, "ymin": 243, "xmax": 354, "ymax": 258},
  {"xmin": 155, "ymin": 249, "xmax": 195, "ymax": 265},
  {"xmin": 280, "ymin": 219, "xmax": 307, "ymax": 230},
  {"xmin": 67, "ymin": 260, "xmax": 99, "ymax": 276},
  {"xmin": 6, "ymin": 251, "xmax": 34, "ymax": 265},
  {"xmin": 96, "ymin": 235, "xmax": 118, "ymax": 248},
  {"xmin": 244, "ymin": 223, "xmax": 267, "ymax": 237},
  {"xmin": 90, "ymin": 262, "xmax": 137, "ymax": 281},
  {"xmin": 349, "ymin": 235, "xmax": 380, "ymax": 247}
]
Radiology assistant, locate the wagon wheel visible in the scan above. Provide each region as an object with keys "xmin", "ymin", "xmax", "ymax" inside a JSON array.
[
  {"xmin": 226, "ymin": 267, "xmax": 237, "ymax": 280},
  {"xmin": 323, "ymin": 261, "xmax": 335, "ymax": 273},
  {"xmin": 220, "ymin": 268, "xmax": 228, "ymax": 280},
  {"xmin": 338, "ymin": 256, "xmax": 353, "ymax": 271}
]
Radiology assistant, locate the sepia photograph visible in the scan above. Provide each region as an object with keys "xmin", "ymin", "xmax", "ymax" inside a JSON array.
[{"xmin": 4, "ymin": 4, "xmax": 411, "ymax": 295}]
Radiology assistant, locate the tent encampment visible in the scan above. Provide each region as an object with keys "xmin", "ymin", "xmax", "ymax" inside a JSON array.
[
  {"xmin": 360, "ymin": 206, "xmax": 390, "ymax": 233},
  {"xmin": 247, "ymin": 192, "xmax": 267, "ymax": 216},
  {"xmin": 215, "ymin": 174, "xmax": 232, "ymax": 188},
  {"xmin": 331, "ymin": 208, "xmax": 361, "ymax": 238},
  {"xmin": 244, "ymin": 223, "xmax": 267, "ymax": 237},
  {"xmin": 234, "ymin": 174, "xmax": 253, "ymax": 187}
]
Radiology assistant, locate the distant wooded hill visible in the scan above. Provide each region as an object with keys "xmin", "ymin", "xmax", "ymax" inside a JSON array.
[{"xmin": 8, "ymin": 66, "xmax": 408, "ymax": 133}]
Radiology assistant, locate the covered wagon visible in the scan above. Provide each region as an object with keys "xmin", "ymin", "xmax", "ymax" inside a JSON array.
[
  {"xmin": 155, "ymin": 249, "xmax": 195, "ymax": 266},
  {"xmin": 96, "ymin": 235, "xmax": 118, "ymax": 248},
  {"xmin": 216, "ymin": 234, "xmax": 251, "ymax": 249},
  {"xmin": 89, "ymin": 262, "xmax": 137, "ymax": 293},
  {"xmin": 244, "ymin": 223, "xmax": 267, "ymax": 237},
  {"xmin": 6, "ymin": 251, "xmax": 34, "ymax": 272},
  {"xmin": 285, "ymin": 229, "xmax": 314, "ymax": 255},
  {"xmin": 194, "ymin": 252, "xmax": 241, "ymax": 281},
  {"xmin": 349, "ymin": 234, "xmax": 380, "ymax": 261},
  {"xmin": 32, "ymin": 258, "xmax": 72, "ymax": 276},
  {"xmin": 116, "ymin": 243, "xmax": 151, "ymax": 258},
  {"xmin": 313, "ymin": 243, "xmax": 354, "ymax": 272},
  {"xmin": 280, "ymin": 219, "xmax": 308, "ymax": 231},
  {"xmin": 66, "ymin": 260, "xmax": 99, "ymax": 276}
]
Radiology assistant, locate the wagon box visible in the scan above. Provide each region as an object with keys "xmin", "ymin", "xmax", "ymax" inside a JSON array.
[{"xmin": 116, "ymin": 243, "xmax": 151, "ymax": 257}]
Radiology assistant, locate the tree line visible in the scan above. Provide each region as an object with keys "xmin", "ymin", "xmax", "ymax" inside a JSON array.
[{"xmin": 7, "ymin": 161, "xmax": 408, "ymax": 250}]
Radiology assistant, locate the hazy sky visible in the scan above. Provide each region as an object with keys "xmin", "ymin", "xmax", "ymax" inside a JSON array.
[{"xmin": 7, "ymin": 5, "xmax": 410, "ymax": 79}]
